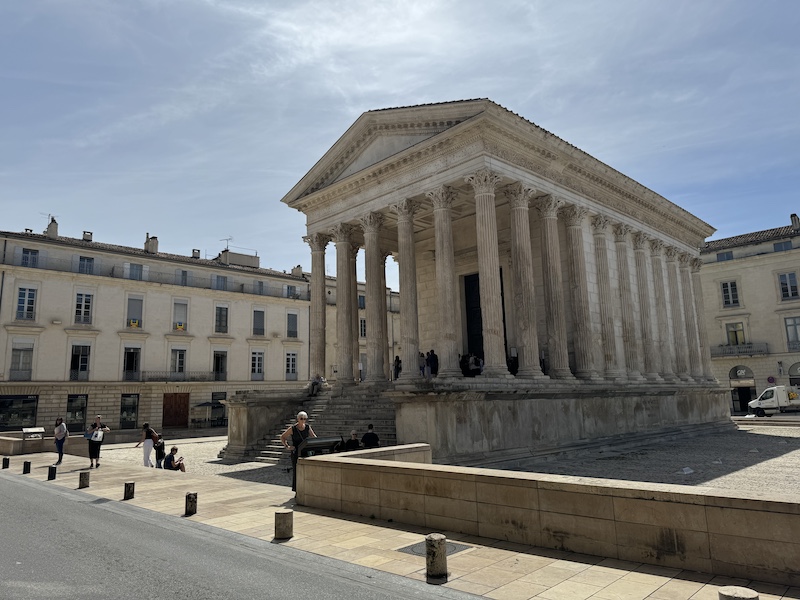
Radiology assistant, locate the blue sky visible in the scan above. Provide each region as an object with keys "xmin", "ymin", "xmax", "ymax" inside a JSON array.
[{"xmin": 1, "ymin": 1, "xmax": 798, "ymax": 290}]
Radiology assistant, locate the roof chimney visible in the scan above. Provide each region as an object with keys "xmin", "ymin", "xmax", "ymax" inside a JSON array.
[
  {"xmin": 791, "ymin": 213, "xmax": 800, "ymax": 231},
  {"xmin": 45, "ymin": 217, "xmax": 58, "ymax": 239},
  {"xmin": 83, "ymin": 231, "xmax": 93, "ymax": 242},
  {"xmin": 144, "ymin": 233, "xmax": 159, "ymax": 254},
  {"xmin": 192, "ymin": 249, "xmax": 200, "ymax": 259}
]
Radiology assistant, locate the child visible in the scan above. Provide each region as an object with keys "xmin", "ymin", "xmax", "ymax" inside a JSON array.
[{"xmin": 154, "ymin": 434, "xmax": 166, "ymax": 468}]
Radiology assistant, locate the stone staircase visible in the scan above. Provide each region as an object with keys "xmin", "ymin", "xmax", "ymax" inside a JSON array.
[{"xmin": 252, "ymin": 387, "xmax": 397, "ymax": 466}]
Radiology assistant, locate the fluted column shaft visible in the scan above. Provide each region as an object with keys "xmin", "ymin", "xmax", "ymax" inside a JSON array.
[
  {"xmin": 591, "ymin": 216, "xmax": 623, "ymax": 379},
  {"xmin": 633, "ymin": 233, "xmax": 661, "ymax": 380},
  {"xmin": 392, "ymin": 199, "xmax": 422, "ymax": 382},
  {"xmin": 427, "ymin": 185, "xmax": 461, "ymax": 377},
  {"xmin": 506, "ymin": 183, "xmax": 545, "ymax": 379},
  {"xmin": 533, "ymin": 196, "xmax": 572, "ymax": 379},
  {"xmin": 304, "ymin": 233, "xmax": 329, "ymax": 379},
  {"xmin": 360, "ymin": 212, "xmax": 385, "ymax": 382},
  {"xmin": 613, "ymin": 225, "xmax": 643, "ymax": 379},
  {"xmin": 563, "ymin": 204, "xmax": 596, "ymax": 379},
  {"xmin": 691, "ymin": 258, "xmax": 716, "ymax": 381},
  {"xmin": 465, "ymin": 169, "xmax": 509, "ymax": 377},
  {"xmin": 650, "ymin": 240, "xmax": 677, "ymax": 381},
  {"xmin": 350, "ymin": 243, "xmax": 360, "ymax": 379},
  {"xmin": 380, "ymin": 251, "xmax": 390, "ymax": 379},
  {"xmin": 330, "ymin": 224, "xmax": 354, "ymax": 382},
  {"xmin": 680, "ymin": 254, "xmax": 702, "ymax": 379},
  {"xmin": 665, "ymin": 247, "xmax": 689, "ymax": 380}
]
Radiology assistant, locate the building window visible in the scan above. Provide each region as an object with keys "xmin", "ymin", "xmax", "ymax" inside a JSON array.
[
  {"xmin": 21, "ymin": 248, "xmax": 39, "ymax": 268},
  {"xmin": 129, "ymin": 263, "xmax": 144, "ymax": 281},
  {"xmin": 786, "ymin": 317, "xmax": 800, "ymax": 351},
  {"xmin": 79, "ymin": 256, "xmax": 94, "ymax": 275},
  {"xmin": 255, "ymin": 281, "xmax": 265, "ymax": 295},
  {"xmin": 716, "ymin": 251, "xmax": 733, "ymax": 262},
  {"xmin": 75, "ymin": 293, "xmax": 93, "ymax": 324},
  {"xmin": 358, "ymin": 294, "xmax": 366, "ymax": 309},
  {"xmin": 16, "ymin": 288, "xmax": 36, "ymax": 321},
  {"xmin": 286, "ymin": 284, "xmax": 297, "ymax": 298},
  {"xmin": 251, "ymin": 351, "xmax": 264, "ymax": 381},
  {"xmin": 779, "ymin": 272, "xmax": 799, "ymax": 300},
  {"xmin": 171, "ymin": 349, "xmax": 186, "ymax": 374},
  {"xmin": 176, "ymin": 270, "xmax": 189, "ymax": 286},
  {"xmin": 66, "ymin": 394, "xmax": 87, "ymax": 433},
  {"xmin": 774, "ymin": 240, "xmax": 793, "ymax": 252},
  {"xmin": 127, "ymin": 297, "xmax": 143, "ymax": 328},
  {"xmin": 721, "ymin": 281, "xmax": 739, "ymax": 308},
  {"xmin": 286, "ymin": 313, "xmax": 298, "ymax": 338},
  {"xmin": 173, "ymin": 301, "xmax": 188, "ymax": 331},
  {"xmin": 285, "ymin": 352, "xmax": 297, "ymax": 381},
  {"xmin": 119, "ymin": 393, "xmax": 138, "ymax": 429},
  {"xmin": 0, "ymin": 395, "xmax": 38, "ymax": 431},
  {"xmin": 70, "ymin": 345, "xmax": 91, "ymax": 381},
  {"xmin": 215, "ymin": 306, "xmax": 229, "ymax": 334},
  {"xmin": 726, "ymin": 322, "xmax": 745, "ymax": 346},
  {"xmin": 253, "ymin": 310, "xmax": 265, "ymax": 336},
  {"xmin": 10, "ymin": 344, "xmax": 33, "ymax": 381},
  {"xmin": 214, "ymin": 275, "xmax": 228, "ymax": 291},
  {"xmin": 123, "ymin": 347, "xmax": 141, "ymax": 381},
  {"xmin": 213, "ymin": 351, "xmax": 227, "ymax": 381},
  {"xmin": 360, "ymin": 318, "xmax": 367, "ymax": 338}
]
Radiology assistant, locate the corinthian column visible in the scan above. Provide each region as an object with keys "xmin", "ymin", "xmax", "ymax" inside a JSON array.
[
  {"xmin": 505, "ymin": 183, "xmax": 546, "ymax": 379},
  {"xmin": 665, "ymin": 247, "xmax": 690, "ymax": 381},
  {"xmin": 380, "ymin": 250, "xmax": 391, "ymax": 380},
  {"xmin": 650, "ymin": 239, "xmax": 677, "ymax": 381},
  {"xmin": 303, "ymin": 232, "xmax": 330, "ymax": 380},
  {"xmin": 465, "ymin": 168, "xmax": 511, "ymax": 378},
  {"xmin": 350, "ymin": 243, "xmax": 360, "ymax": 379},
  {"xmin": 532, "ymin": 195, "xmax": 573, "ymax": 379},
  {"xmin": 426, "ymin": 185, "xmax": 461, "ymax": 377},
  {"xmin": 329, "ymin": 224, "xmax": 354, "ymax": 383},
  {"xmin": 680, "ymin": 253, "xmax": 702, "ymax": 380},
  {"xmin": 633, "ymin": 233, "xmax": 661, "ymax": 380},
  {"xmin": 391, "ymin": 199, "xmax": 422, "ymax": 382},
  {"xmin": 613, "ymin": 224, "xmax": 643, "ymax": 380},
  {"xmin": 591, "ymin": 215, "xmax": 624, "ymax": 380},
  {"xmin": 562, "ymin": 204, "xmax": 597, "ymax": 379},
  {"xmin": 360, "ymin": 212, "xmax": 385, "ymax": 382},
  {"xmin": 691, "ymin": 258, "xmax": 717, "ymax": 381}
]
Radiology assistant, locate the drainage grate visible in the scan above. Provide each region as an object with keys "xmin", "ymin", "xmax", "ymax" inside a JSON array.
[{"xmin": 397, "ymin": 540, "xmax": 471, "ymax": 557}]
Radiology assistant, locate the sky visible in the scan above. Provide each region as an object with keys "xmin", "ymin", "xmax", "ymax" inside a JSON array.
[{"xmin": 1, "ymin": 0, "xmax": 798, "ymax": 291}]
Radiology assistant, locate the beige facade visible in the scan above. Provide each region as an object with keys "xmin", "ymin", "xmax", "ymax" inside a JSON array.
[{"xmin": 699, "ymin": 213, "xmax": 800, "ymax": 412}]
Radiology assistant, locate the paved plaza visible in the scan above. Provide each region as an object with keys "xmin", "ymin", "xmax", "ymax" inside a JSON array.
[{"xmin": 4, "ymin": 423, "xmax": 800, "ymax": 599}]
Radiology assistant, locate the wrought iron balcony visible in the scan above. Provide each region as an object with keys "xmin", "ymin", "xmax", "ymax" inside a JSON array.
[
  {"xmin": 789, "ymin": 341, "xmax": 800, "ymax": 352},
  {"xmin": 69, "ymin": 370, "xmax": 90, "ymax": 381},
  {"xmin": 710, "ymin": 342, "xmax": 770, "ymax": 357},
  {"xmin": 122, "ymin": 370, "xmax": 141, "ymax": 381},
  {"xmin": 141, "ymin": 371, "xmax": 215, "ymax": 382},
  {"xmin": 9, "ymin": 369, "xmax": 32, "ymax": 381}
]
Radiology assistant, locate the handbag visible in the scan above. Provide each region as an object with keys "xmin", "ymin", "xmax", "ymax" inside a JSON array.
[
  {"xmin": 90, "ymin": 430, "xmax": 104, "ymax": 442},
  {"xmin": 84, "ymin": 431, "xmax": 93, "ymax": 440}
]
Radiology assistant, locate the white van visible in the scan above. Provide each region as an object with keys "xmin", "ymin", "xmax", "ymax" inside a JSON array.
[{"xmin": 748, "ymin": 385, "xmax": 800, "ymax": 417}]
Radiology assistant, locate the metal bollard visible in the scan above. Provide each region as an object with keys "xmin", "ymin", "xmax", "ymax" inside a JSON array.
[
  {"xmin": 274, "ymin": 509, "xmax": 293, "ymax": 540},
  {"xmin": 23, "ymin": 461, "xmax": 31, "ymax": 474},
  {"xmin": 123, "ymin": 481, "xmax": 135, "ymax": 500},
  {"xmin": 2, "ymin": 456, "xmax": 9, "ymax": 469},
  {"xmin": 425, "ymin": 533, "xmax": 448, "ymax": 583},
  {"xmin": 48, "ymin": 466, "xmax": 57, "ymax": 480},
  {"xmin": 718, "ymin": 586, "xmax": 759, "ymax": 600},
  {"xmin": 79, "ymin": 471, "xmax": 90, "ymax": 489},
  {"xmin": 185, "ymin": 492, "xmax": 198, "ymax": 516}
]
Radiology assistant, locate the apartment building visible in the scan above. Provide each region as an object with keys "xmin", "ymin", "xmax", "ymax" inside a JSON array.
[
  {"xmin": 0, "ymin": 219, "xmax": 311, "ymax": 433},
  {"xmin": 699, "ymin": 213, "xmax": 800, "ymax": 412}
]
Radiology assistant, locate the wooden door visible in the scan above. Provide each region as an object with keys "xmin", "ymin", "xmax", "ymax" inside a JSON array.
[{"xmin": 162, "ymin": 393, "xmax": 190, "ymax": 428}]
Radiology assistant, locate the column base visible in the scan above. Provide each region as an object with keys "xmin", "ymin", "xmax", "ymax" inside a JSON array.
[
  {"xmin": 515, "ymin": 367, "xmax": 550, "ymax": 380},
  {"xmin": 549, "ymin": 368, "xmax": 576, "ymax": 380},
  {"xmin": 480, "ymin": 368, "xmax": 514, "ymax": 379},
  {"xmin": 661, "ymin": 373, "xmax": 681, "ymax": 383},
  {"xmin": 436, "ymin": 368, "xmax": 464, "ymax": 378},
  {"xmin": 623, "ymin": 370, "xmax": 646, "ymax": 382},
  {"xmin": 643, "ymin": 372, "xmax": 664, "ymax": 382}
]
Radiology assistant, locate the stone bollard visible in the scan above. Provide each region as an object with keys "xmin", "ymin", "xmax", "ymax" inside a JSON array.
[
  {"xmin": 718, "ymin": 586, "xmax": 759, "ymax": 600},
  {"xmin": 2, "ymin": 456, "xmax": 9, "ymax": 469},
  {"xmin": 23, "ymin": 461, "xmax": 31, "ymax": 474},
  {"xmin": 123, "ymin": 481, "xmax": 135, "ymax": 500},
  {"xmin": 425, "ymin": 533, "xmax": 448, "ymax": 584},
  {"xmin": 274, "ymin": 509, "xmax": 293, "ymax": 540},
  {"xmin": 185, "ymin": 492, "xmax": 198, "ymax": 516},
  {"xmin": 48, "ymin": 466, "xmax": 57, "ymax": 480},
  {"xmin": 79, "ymin": 471, "xmax": 90, "ymax": 489}
]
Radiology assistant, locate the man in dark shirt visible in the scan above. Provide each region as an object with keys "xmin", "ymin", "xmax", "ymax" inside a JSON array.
[
  {"xmin": 361, "ymin": 424, "xmax": 380, "ymax": 449},
  {"xmin": 164, "ymin": 446, "xmax": 186, "ymax": 472}
]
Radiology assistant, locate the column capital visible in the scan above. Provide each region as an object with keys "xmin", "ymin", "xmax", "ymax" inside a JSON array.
[
  {"xmin": 664, "ymin": 246, "xmax": 680, "ymax": 262},
  {"xmin": 391, "ymin": 198, "xmax": 419, "ymax": 221},
  {"xmin": 359, "ymin": 212, "xmax": 384, "ymax": 235},
  {"xmin": 690, "ymin": 257, "xmax": 703, "ymax": 273},
  {"xmin": 613, "ymin": 223, "xmax": 632, "ymax": 242},
  {"xmin": 678, "ymin": 252, "xmax": 692, "ymax": 267},
  {"xmin": 426, "ymin": 185, "xmax": 457, "ymax": 210},
  {"xmin": 632, "ymin": 231, "xmax": 649, "ymax": 250},
  {"xmin": 303, "ymin": 232, "xmax": 330, "ymax": 252},
  {"xmin": 649, "ymin": 238, "xmax": 664, "ymax": 256},
  {"xmin": 504, "ymin": 182, "xmax": 535, "ymax": 209},
  {"xmin": 561, "ymin": 204, "xmax": 589, "ymax": 227},
  {"xmin": 349, "ymin": 243, "xmax": 360, "ymax": 260},
  {"xmin": 465, "ymin": 168, "xmax": 501, "ymax": 195},
  {"xmin": 329, "ymin": 223, "xmax": 353, "ymax": 243},
  {"xmin": 591, "ymin": 214, "xmax": 610, "ymax": 233},
  {"xmin": 532, "ymin": 194, "xmax": 565, "ymax": 219}
]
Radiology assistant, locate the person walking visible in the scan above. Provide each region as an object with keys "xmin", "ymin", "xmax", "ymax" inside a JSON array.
[
  {"xmin": 154, "ymin": 434, "xmax": 166, "ymax": 468},
  {"xmin": 53, "ymin": 417, "xmax": 68, "ymax": 466},
  {"xmin": 86, "ymin": 415, "xmax": 110, "ymax": 469},
  {"xmin": 429, "ymin": 349, "xmax": 439, "ymax": 377},
  {"xmin": 393, "ymin": 355, "xmax": 402, "ymax": 380},
  {"xmin": 361, "ymin": 423, "xmax": 380, "ymax": 449},
  {"xmin": 280, "ymin": 411, "xmax": 316, "ymax": 492},
  {"xmin": 134, "ymin": 422, "xmax": 158, "ymax": 467}
]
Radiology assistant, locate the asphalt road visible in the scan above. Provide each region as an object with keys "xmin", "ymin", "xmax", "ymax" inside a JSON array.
[{"xmin": 0, "ymin": 474, "xmax": 476, "ymax": 600}]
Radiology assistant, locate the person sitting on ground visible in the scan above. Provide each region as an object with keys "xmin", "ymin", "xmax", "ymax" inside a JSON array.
[
  {"xmin": 163, "ymin": 446, "xmax": 186, "ymax": 472},
  {"xmin": 361, "ymin": 423, "xmax": 380, "ymax": 449},
  {"xmin": 344, "ymin": 430, "xmax": 361, "ymax": 451},
  {"xmin": 308, "ymin": 373, "xmax": 324, "ymax": 397}
]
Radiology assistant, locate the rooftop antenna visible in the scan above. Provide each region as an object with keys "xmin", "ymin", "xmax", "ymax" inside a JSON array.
[
  {"xmin": 220, "ymin": 236, "xmax": 233, "ymax": 250},
  {"xmin": 40, "ymin": 212, "xmax": 59, "ymax": 224}
]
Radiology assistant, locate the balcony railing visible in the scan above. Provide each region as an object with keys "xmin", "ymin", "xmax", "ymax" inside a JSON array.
[
  {"xmin": 214, "ymin": 372, "xmax": 227, "ymax": 382},
  {"xmin": 251, "ymin": 372, "xmax": 264, "ymax": 381},
  {"xmin": 710, "ymin": 342, "xmax": 770, "ymax": 357},
  {"xmin": 69, "ymin": 370, "xmax": 90, "ymax": 381},
  {"xmin": 15, "ymin": 312, "xmax": 36, "ymax": 321},
  {"xmin": 9, "ymin": 369, "xmax": 32, "ymax": 381},
  {"xmin": 141, "ymin": 371, "xmax": 214, "ymax": 382},
  {"xmin": 123, "ymin": 370, "xmax": 141, "ymax": 381}
]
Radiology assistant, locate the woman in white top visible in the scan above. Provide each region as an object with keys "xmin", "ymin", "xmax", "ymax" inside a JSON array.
[{"xmin": 53, "ymin": 417, "xmax": 68, "ymax": 466}]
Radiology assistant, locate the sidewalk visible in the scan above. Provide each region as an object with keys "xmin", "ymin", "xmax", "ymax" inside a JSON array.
[{"xmin": 4, "ymin": 439, "xmax": 799, "ymax": 600}]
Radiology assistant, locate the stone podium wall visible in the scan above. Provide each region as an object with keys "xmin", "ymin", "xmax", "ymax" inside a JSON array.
[{"xmin": 222, "ymin": 391, "xmax": 304, "ymax": 461}]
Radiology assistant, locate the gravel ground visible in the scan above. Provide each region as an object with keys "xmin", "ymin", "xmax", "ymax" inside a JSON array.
[{"xmin": 93, "ymin": 425, "xmax": 800, "ymax": 495}]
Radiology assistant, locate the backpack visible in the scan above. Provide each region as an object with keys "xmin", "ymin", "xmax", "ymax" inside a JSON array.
[{"xmin": 150, "ymin": 429, "xmax": 160, "ymax": 444}]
